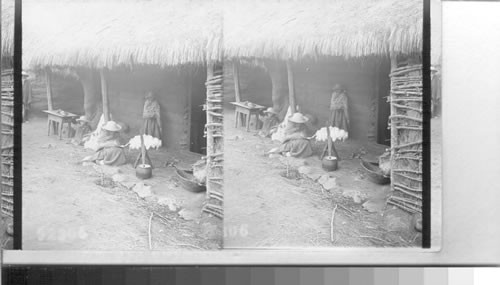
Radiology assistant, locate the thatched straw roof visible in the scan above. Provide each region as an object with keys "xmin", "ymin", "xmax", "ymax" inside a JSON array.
[
  {"xmin": 23, "ymin": 0, "xmax": 222, "ymax": 69},
  {"xmin": 223, "ymin": 0, "xmax": 422, "ymax": 61},
  {"xmin": 1, "ymin": 0, "xmax": 14, "ymax": 58},
  {"xmin": 22, "ymin": 0, "xmax": 421, "ymax": 69}
]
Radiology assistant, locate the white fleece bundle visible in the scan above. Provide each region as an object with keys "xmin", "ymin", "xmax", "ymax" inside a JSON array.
[
  {"xmin": 314, "ymin": 126, "xmax": 348, "ymax": 142},
  {"xmin": 128, "ymin": 135, "xmax": 162, "ymax": 150}
]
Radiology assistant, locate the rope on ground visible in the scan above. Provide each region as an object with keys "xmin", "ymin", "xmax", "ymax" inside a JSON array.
[
  {"xmin": 148, "ymin": 212, "xmax": 153, "ymax": 250},
  {"xmin": 330, "ymin": 204, "xmax": 338, "ymax": 243}
]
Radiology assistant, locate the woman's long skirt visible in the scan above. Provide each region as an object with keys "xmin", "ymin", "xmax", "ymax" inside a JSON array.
[
  {"xmin": 90, "ymin": 146, "xmax": 127, "ymax": 166},
  {"xmin": 143, "ymin": 118, "xmax": 162, "ymax": 139},
  {"xmin": 330, "ymin": 109, "xmax": 349, "ymax": 131},
  {"xmin": 278, "ymin": 138, "xmax": 313, "ymax": 158}
]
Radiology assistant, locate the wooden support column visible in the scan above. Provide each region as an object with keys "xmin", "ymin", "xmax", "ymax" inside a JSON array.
[
  {"xmin": 100, "ymin": 68, "xmax": 110, "ymax": 122},
  {"xmin": 372, "ymin": 60, "xmax": 381, "ymax": 143},
  {"xmin": 45, "ymin": 68, "xmax": 54, "ymax": 111},
  {"xmin": 286, "ymin": 60, "xmax": 296, "ymax": 113},
  {"xmin": 185, "ymin": 75, "xmax": 192, "ymax": 151},
  {"xmin": 232, "ymin": 60, "xmax": 242, "ymax": 102}
]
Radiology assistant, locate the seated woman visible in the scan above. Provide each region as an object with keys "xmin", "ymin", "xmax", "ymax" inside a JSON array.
[
  {"xmin": 82, "ymin": 121, "xmax": 127, "ymax": 166},
  {"xmin": 258, "ymin": 107, "xmax": 280, "ymax": 138},
  {"xmin": 71, "ymin": 115, "xmax": 92, "ymax": 146},
  {"xmin": 268, "ymin": 112, "xmax": 313, "ymax": 158}
]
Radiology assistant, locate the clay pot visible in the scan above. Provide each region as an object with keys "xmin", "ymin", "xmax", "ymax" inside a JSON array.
[
  {"xmin": 136, "ymin": 164, "xmax": 152, "ymax": 180},
  {"xmin": 322, "ymin": 156, "xmax": 338, "ymax": 171}
]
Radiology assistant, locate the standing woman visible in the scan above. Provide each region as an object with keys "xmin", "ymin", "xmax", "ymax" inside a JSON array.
[
  {"xmin": 22, "ymin": 72, "xmax": 32, "ymax": 122},
  {"xmin": 329, "ymin": 84, "xmax": 350, "ymax": 132},
  {"xmin": 142, "ymin": 91, "xmax": 162, "ymax": 140}
]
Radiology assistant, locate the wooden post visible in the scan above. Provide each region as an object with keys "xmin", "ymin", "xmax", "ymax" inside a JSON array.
[
  {"xmin": 206, "ymin": 64, "xmax": 214, "ymax": 157},
  {"xmin": 186, "ymin": 75, "xmax": 192, "ymax": 151},
  {"xmin": 286, "ymin": 60, "xmax": 296, "ymax": 113},
  {"xmin": 373, "ymin": 60, "xmax": 381, "ymax": 143},
  {"xmin": 100, "ymin": 68, "xmax": 110, "ymax": 122},
  {"xmin": 45, "ymin": 68, "xmax": 53, "ymax": 111},
  {"xmin": 140, "ymin": 135, "xmax": 146, "ymax": 166},
  {"xmin": 233, "ymin": 60, "xmax": 242, "ymax": 102}
]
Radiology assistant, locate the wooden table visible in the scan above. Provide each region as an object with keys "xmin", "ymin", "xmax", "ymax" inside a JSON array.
[
  {"xmin": 230, "ymin": 102, "xmax": 267, "ymax": 132},
  {"xmin": 43, "ymin": 110, "xmax": 79, "ymax": 140}
]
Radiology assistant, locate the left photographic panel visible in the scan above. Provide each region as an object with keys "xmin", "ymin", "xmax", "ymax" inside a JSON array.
[
  {"xmin": 20, "ymin": 0, "xmax": 223, "ymax": 250},
  {"xmin": 1, "ymin": 0, "xmax": 16, "ymax": 249}
]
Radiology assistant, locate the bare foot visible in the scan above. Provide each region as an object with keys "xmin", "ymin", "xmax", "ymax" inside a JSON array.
[
  {"xmin": 267, "ymin": 147, "xmax": 279, "ymax": 154},
  {"xmin": 81, "ymin": 156, "xmax": 92, "ymax": 163}
]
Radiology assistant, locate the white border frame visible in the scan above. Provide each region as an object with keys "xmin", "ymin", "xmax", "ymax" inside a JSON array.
[{"xmin": 6, "ymin": 1, "xmax": 500, "ymax": 266}]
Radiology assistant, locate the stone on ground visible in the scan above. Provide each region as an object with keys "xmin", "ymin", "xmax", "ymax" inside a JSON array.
[
  {"xmin": 158, "ymin": 196, "xmax": 180, "ymax": 212},
  {"xmin": 362, "ymin": 198, "xmax": 386, "ymax": 213},
  {"xmin": 342, "ymin": 189, "xmax": 367, "ymax": 204},
  {"xmin": 317, "ymin": 174, "xmax": 338, "ymax": 190},
  {"xmin": 298, "ymin": 166, "xmax": 325, "ymax": 181},
  {"xmin": 132, "ymin": 182, "xmax": 152, "ymax": 198},
  {"xmin": 179, "ymin": 208, "xmax": 199, "ymax": 221}
]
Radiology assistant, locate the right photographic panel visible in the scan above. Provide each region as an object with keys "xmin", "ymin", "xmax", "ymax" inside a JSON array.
[{"xmin": 223, "ymin": 0, "xmax": 438, "ymax": 248}]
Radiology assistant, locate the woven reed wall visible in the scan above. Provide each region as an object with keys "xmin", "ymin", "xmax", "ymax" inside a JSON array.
[
  {"xmin": 203, "ymin": 63, "xmax": 223, "ymax": 219},
  {"xmin": 1, "ymin": 71, "xmax": 14, "ymax": 217},
  {"xmin": 388, "ymin": 64, "xmax": 422, "ymax": 213}
]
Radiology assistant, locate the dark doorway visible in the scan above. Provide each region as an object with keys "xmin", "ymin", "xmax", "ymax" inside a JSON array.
[
  {"xmin": 377, "ymin": 59, "xmax": 391, "ymax": 146},
  {"xmin": 189, "ymin": 67, "xmax": 207, "ymax": 155}
]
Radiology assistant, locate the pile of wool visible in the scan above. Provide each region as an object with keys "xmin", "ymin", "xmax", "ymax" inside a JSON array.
[
  {"xmin": 128, "ymin": 135, "xmax": 162, "ymax": 150},
  {"xmin": 83, "ymin": 115, "xmax": 107, "ymax": 150},
  {"xmin": 271, "ymin": 107, "xmax": 293, "ymax": 143},
  {"xmin": 314, "ymin": 126, "xmax": 348, "ymax": 142}
]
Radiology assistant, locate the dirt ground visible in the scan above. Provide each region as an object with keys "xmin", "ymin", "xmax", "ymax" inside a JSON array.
[
  {"xmin": 22, "ymin": 115, "xmax": 221, "ymax": 250},
  {"xmin": 224, "ymin": 108, "xmax": 428, "ymax": 248},
  {"xmin": 0, "ymin": 216, "xmax": 13, "ymax": 249}
]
